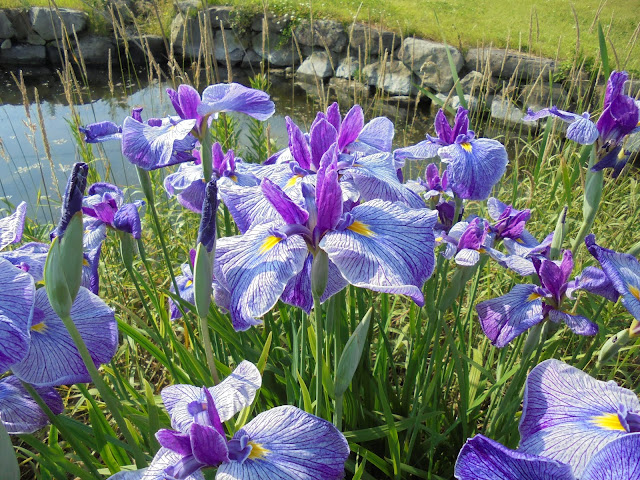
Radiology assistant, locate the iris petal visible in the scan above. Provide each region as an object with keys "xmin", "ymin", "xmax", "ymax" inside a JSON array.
[
  {"xmin": 0, "ymin": 201, "xmax": 27, "ymax": 252},
  {"xmin": 0, "ymin": 376, "xmax": 63, "ymax": 434},
  {"xmin": 581, "ymin": 433, "xmax": 640, "ymax": 480}
]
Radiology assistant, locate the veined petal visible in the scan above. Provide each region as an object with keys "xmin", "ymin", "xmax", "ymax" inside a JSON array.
[
  {"xmin": 79, "ymin": 121, "xmax": 122, "ymax": 143},
  {"xmin": 215, "ymin": 224, "xmax": 308, "ymax": 331},
  {"xmin": 106, "ymin": 470, "xmax": 147, "ymax": 480},
  {"xmin": 12, "ymin": 287, "xmax": 117, "ymax": 387},
  {"xmin": 0, "ymin": 258, "xmax": 35, "ymax": 373},
  {"xmin": 566, "ymin": 267, "xmax": 619, "ymax": 302},
  {"xmin": 310, "ymin": 118, "xmax": 338, "ymax": 169},
  {"xmin": 315, "ymin": 145, "xmax": 342, "ymax": 234},
  {"xmin": 454, "ymin": 435, "xmax": 575, "ymax": 480},
  {"xmin": 0, "ymin": 376, "xmax": 63, "ymax": 434},
  {"xmin": 140, "ymin": 448, "xmax": 204, "ymax": 480},
  {"xmin": 338, "ymin": 105, "xmax": 364, "ymax": 151},
  {"xmin": 113, "ymin": 202, "xmax": 143, "ymax": 239},
  {"xmin": 476, "ymin": 284, "xmax": 545, "ymax": 347},
  {"xmin": 0, "ymin": 201, "xmax": 27, "ymax": 251},
  {"xmin": 177, "ymin": 180, "xmax": 207, "ymax": 214},
  {"xmin": 198, "ymin": 83, "xmax": 275, "ymax": 121},
  {"xmin": 219, "ymin": 182, "xmax": 287, "ymax": 233},
  {"xmin": 261, "ymin": 179, "xmax": 309, "ymax": 225},
  {"xmin": 175, "ymin": 84, "xmax": 202, "ymax": 120},
  {"xmin": 349, "ymin": 116, "xmax": 394, "ymax": 154},
  {"xmin": 586, "ymin": 235, "xmax": 640, "ymax": 321},
  {"xmin": 190, "ymin": 423, "xmax": 229, "ymax": 465},
  {"xmin": 164, "ymin": 162, "xmax": 204, "ymax": 196},
  {"xmin": 392, "ymin": 139, "xmax": 441, "ymax": 167},
  {"xmin": 320, "ymin": 200, "xmax": 437, "ymax": 306},
  {"xmin": 341, "ymin": 152, "xmax": 425, "ymax": 208},
  {"xmin": 286, "ymin": 117, "xmax": 312, "ymax": 170},
  {"xmin": 169, "ymin": 269, "xmax": 194, "ymax": 320},
  {"xmin": 566, "ymin": 116, "xmax": 599, "ymax": 144},
  {"xmin": 217, "ymin": 406, "xmax": 349, "ymax": 480},
  {"xmin": 0, "ymin": 242, "xmax": 48, "ymax": 282},
  {"xmin": 519, "ymin": 359, "xmax": 640, "ymax": 477},
  {"xmin": 122, "ymin": 116, "xmax": 197, "ymax": 170},
  {"xmin": 547, "ymin": 310, "xmax": 598, "ymax": 336},
  {"xmin": 581, "ymin": 433, "xmax": 640, "ymax": 480},
  {"xmin": 162, "ymin": 361, "xmax": 261, "ymax": 433},
  {"xmin": 326, "ymin": 102, "xmax": 341, "ymax": 132},
  {"xmin": 440, "ymin": 138, "xmax": 508, "ymax": 200}
]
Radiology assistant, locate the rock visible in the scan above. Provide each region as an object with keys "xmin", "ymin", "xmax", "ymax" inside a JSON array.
[
  {"xmin": 214, "ymin": 29, "xmax": 248, "ymax": 65},
  {"xmin": 242, "ymin": 49, "xmax": 262, "ymax": 68},
  {"xmin": 459, "ymin": 70, "xmax": 497, "ymax": 95},
  {"xmin": 347, "ymin": 23, "xmax": 399, "ymax": 57},
  {"xmin": 0, "ymin": 44, "xmax": 46, "ymax": 65},
  {"xmin": 465, "ymin": 47, "xmax": 556, "ymax": 82},
  {"xmin": 251, "ymin": 13, "xmax": 291, "ymax": 33},
  {"xmin": 125, "ymin": 35, "xmax": 166, "ymax": 64},
  {"xmin": 74, "ymin": 36, "xmax": 115, "ymax": 65},
  {"xmin": 362, "ymin": 60, "xmax": 416, "ymax": 96},
  {"xmin": 1, "ymin": 39, "xmax": 11, "ymax": 50},
  {"xmin": 252, "ymin": 33, "xmax": 295, "ymax": 67},
  {"xmin": 328, "ymin": 76, "xmax": 370, "ymax": 101},
  {"xmin": 335, "ymin": 56, "xmax": 359, "ymax": 79},
  {"xmin": 435, "ymin": 93, "xmax": 481, "ymax": 111},
  {"xmin": 26, "ymin": 32, "xmax": 45, "ymax": 46},
  {"xmin": 4, "ymin": 9, "xmax": 31, "ymax": 42},
  {"xmin": 175, "ymin": 0, "xmax": 200, "ymax": 14},
  {"xmin": 519, "ymin": 81, "xmax": 566, "ymax": 109},
  {"xmin": 45, "ymin": 38, "xmax": 67, "ymax": 65},
  {"xmin": 294, "ymin": 19, "xmax": 347, "ymax": 53},
  {"xmin": 30, "ymin": 7, "xmax": 88, "ymax": 42},
  {"xmin": 0, "ymin": 11, "xmax": 16, "ymax": 39},
  {"xmin": 208, "ymin": 6, "xmax": 234, "ymax": 30},
  {"xmin": 491, "ymin": 98, "xmax": 538, "ymax": 128},
  {"xmin": 398, "ymin": 37, "xmax": 463, "ymax": 92},
  {"xmin": 170, "ymin": 11, "xmax": 211, "ymax": 58},
  {"xmin": 297, "ymin": 52, "xmax": 333, "ymax": 79}
]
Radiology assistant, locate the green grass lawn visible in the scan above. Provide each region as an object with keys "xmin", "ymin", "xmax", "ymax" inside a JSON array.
[{"xmin": 2, "ymin": 0, "xmax": 639, "ymax": 72}]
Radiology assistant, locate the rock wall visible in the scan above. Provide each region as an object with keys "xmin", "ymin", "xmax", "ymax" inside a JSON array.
[{"xmin": 2, "ymin": 2, "xmax": 635, "ymax": 129}]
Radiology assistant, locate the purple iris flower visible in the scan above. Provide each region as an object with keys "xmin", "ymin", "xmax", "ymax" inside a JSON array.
[
  {"xmin": 196, "ymin": 82, "xmax": 275, "ymax": 122},
  {"xmin": 486, "ymin": 197, "xmax": 536, "ymax": 244},
  {"xmin": 407, "ymin": 163, "xmax": 453, "ymax": 201},
  {"xmin": 11, "ymin": 287, "xmax": 117, "ymax": 387},
  {"xmin": 394, "ymin": 107, "xmax": 509, "ymax": 200},
  {"xmin": 0, "ymin": 376, "xmax": 63, "ymax": 434},
  {"xmin": 438, "ymin": 218, "xmax": 491, "ymax": 267},
  {"xmin": 82, "ymin": 182, "xmax": 145, "ymax": 239},
  {"xmin": 51, "ymin": 162, "xmax": 88, "ymax": 239},
  {"xmin": 215, "ymin": 145, "xmax": 437, "ymax": 330},
  {"xmin": 164, "ymin": 143, "xmax": 259, "ymax": 214},
  {"xmin": 476, "ymin": 250, "xmax": 599, "ymax": 347},
  {"xmin": 78, "ymin": 121, "xmax": 122, "ymax": 143},
  {"xmin": 586, "ymin": 234, "xmax": 640, "ymax": 322},
  {"xmin": 169, "ymin": 251, "xmax": 196, "ymax": 321},
  {"xmin": 524, "ymin": 71, "xmax": 640, "ymax": 177},
  {"xmin": 125, "ymin": 360, "xmax": 349, "ymax": 480},
  {"xmin": 455, "ymin": 360, "xmax": 640, "ymax": 479}
]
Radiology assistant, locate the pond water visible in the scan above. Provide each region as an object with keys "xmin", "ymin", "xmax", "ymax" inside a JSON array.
[{"xmin": 0, "ymin": 67, "xmax": 433, "ymax": 223}]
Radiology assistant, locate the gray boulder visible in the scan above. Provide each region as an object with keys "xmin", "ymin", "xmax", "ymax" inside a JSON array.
[
  {"xmin": 30, "ymin": 7, "xmax": 88, "ymax": 41},
  {"xmin": 519, "ymin": 81, "xmax": 566, "ymax": 109},
  {"xmin": 491, "ymin": 98, "xmax": 538, "ymax": 128},
  {"xmin": 242, "ymin": 49, "xmax": 262, "ymax": 68},
  {"xmin": 328, "ymin": 77, "xmax": 370, "ymax": 102},
  {"xmin": 170, "ymin": 11, "xmax": 212, "ymax": 58},
  {"xmin": 297, "ymin": 52, "xmax": 333, "ymax": 79},
  {"xmin": 459, "ymin": 70, "xmax": 497, "ymax": 95},
  {"xmin": 27, "ymin": 32, "xmax": 46, "ymax": 46},
  {"xmin": 335, "ymin": 56, "xmax": 359, "ymax": 79},
  {"xmin": 208, "ymin": 6, "xmax": 234, "ymax": 30},
  {"xmin": 251, "ymin": 13, "xmax": 291, "ymax": 33},
  {"xmin": 363, "ymin": 60, "xmax": 416, "ymax": 96},
  {"xmin": 347, "ymin": 23, "xmax": 399, "ymax": 57},
  {"xmin": 175, "ymin": 0, "xmax": 200, "ymax": 14},
  {"xmin": 4, "ymin": 9, "xmax": 31, "ymax": 42},
  {"xmin": 0, "ymin": 11, "xmax": 16, "ymax": 39},
  {"xmin": 74, "ymin": 36, "xmax": 115, "ymax": 65},
  {"xmin": 124, "ymin": 35, "xmax": 166, "ymax": 64},
  {"xmin": 1, "ymin": 39, "xmax": 11, "ymax": 50},
  {"xmin": 294, "ymin": 19, "xmax": 347, "ymax": 53},
  {"xmin": 465, "ymin": 47, "xmax": 556, "ymax": 82},
  {"xmin": 435, "ymin": 93, "xmax": 481, "ymax": 111},
  {"xmin": 252, "ymin": 33, "xmax": 295, "ymax": 67},
  {"xmin": 398, "ymin": 37, "xmax": 463, "ymax": 92},
  {"xmin": 214, "ymin": 29, "xmax": 249, "ymax": 65},
  {"xmin": 0, "ymin": 44, "xmax": 46, "ymax": 65}
]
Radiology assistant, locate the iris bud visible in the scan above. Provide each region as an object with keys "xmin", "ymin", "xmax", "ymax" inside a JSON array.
[
  {"xmin": 311, "ymin": 250, "xmax": 329, "ymax": 299},
  {"xmin": 597, "ymin": 327, "xmax": 631, "ymax": 368}
]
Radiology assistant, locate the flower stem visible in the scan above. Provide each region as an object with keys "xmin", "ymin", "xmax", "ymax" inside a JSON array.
[
  {"xmin": 314, "ymin": 291, "xmax": 323, "ymax": 418},
  {"xmin": 200, "ymin": 313, "xmax": 220, "ymax": 384},
  {"xmin": 572, "ymin": 146, "xmax": 602, "ymax": 253}
]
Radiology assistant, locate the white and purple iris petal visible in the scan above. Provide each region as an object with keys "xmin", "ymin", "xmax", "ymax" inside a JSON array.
[
  {"xmin": 197, "ymin": 83, "xmax": 275, "ymax": 122},
  {"xmin": 0, "ymin": 201, "xmax": 27, "ymax": 252},
  {"xmin": 454, "ymin": 434, "xmax": 575, "ymax": 480},
  {"xmin": 122, "ymin": 116, "xmax": 197, "ymax": 170},
  {"xmin": 78, "ymin": 121, "xmax": 123, "ymax": 143},
  {"xmin": 0, "ymin": 257, "xmax": 35, "ymax": 374},
  {"xmin": 0, "ymin": 376, "xmax": 63, "ymax": 434},
  {"xmin": 169, "ymin": 261, "xmax": 195, "ymax": 321},
  {"xmin": 586, "ymin": 234, "xmax": 640, "ymax": 321},
  {"xmin": 580, "ymin": 433, "xmax": 640, "ymax": 480},
  {"xmin": 11, "ymin": 287, "xmax": 117, "ymax": 387},
  {"xmin": 566, "ymin": 266, "xmax": 620, "ymax": 303},
  {"xmin": 216, "ymin": 405, "xmax": 350, "ymax": 480},
  {"xmin": 524, "ymin": 107, "xmax": 599, "ymax": 145},
  {"xmin": 0, "ymin": 241, "xmax": 49, "ymax": 282},
  {"xmin": 319, "ymin": 200, "xmax": 437, "ymax": 306},
  {"xmin": 519, "ymin": 359, "xmax": 640, "ymax": 477},
  {"xmin": 348, "ymin": 116, "xmax": 395, "ymax": 155}
]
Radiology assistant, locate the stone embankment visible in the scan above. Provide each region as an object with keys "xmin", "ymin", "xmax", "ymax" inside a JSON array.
[{"xmin": 1, "ymin": 3, "xmax": 638, "ymax": 128}]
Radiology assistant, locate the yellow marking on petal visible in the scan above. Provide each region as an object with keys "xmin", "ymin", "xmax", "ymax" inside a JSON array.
[
  {"xmin": 618, "ymin": 148, "xmax": 627, "ymax": 160},
  {"xmin": 629, "ymin": 284, "xmax": 640, "ymax": 301},
  {"xmin": 435, "ymin": 236, "xmax": 444, "ymax": 242},
  {"xmin": 478, "ymin": 248, "xmax": 486, "ymax": 253},
  {"xmin": 592, "ymin": 412, "xmax": 626, "ymax": 431},
  {"xmin": 347, "ymin": 221, "xmax": 375, "ymax": 237},
  {"xmin": 516, "ymin": 238, "xmax": 524, "ymax": 244},
  {"xmin": 285, "ymin": 175, "xmax": 303, "ymax": 188},
  {"xmin": 82, "ymin": 258, "xmax": 90, "ymax": 267},
  {"xmin": 259, "ymin": 235, "xmax": 283, "ymax": 254},
  {"xmin": 230, "ymin": 175, "xmax": 238, "ymax": 183},
  {"xmin": 630, "ymin": 320, "xmax": 640, "ymax": 338},
  {"xmin": 527, "ymin": 292, "xmax": 542, "ymax": 302},
  {"xmin": 248, "ymin": 442, "xmax": 270, "ymax": 460},
  {"xmin": 31, "ymin": 322, "xmax": 47, "ymax": 333},
  {"xmin": 460, "ymin": 142, "xmax": 472, "ymax": 152},
  {"xmin": 185, "ymin": 280, "xmax": 193, "ymax": 287}
]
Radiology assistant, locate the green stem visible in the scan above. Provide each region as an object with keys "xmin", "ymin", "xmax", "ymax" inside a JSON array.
[
  {"xmin": 572, "ymin": 146, "xmax": 603, "ymax": 253},
  {"xmin": 334, "ymin": 394, "xmax": 343, "ymax": 430},
  {"xmin": 314, "ymin": 291, "xmax": 323, "ymax": 418},
  {"xmin": 200, "ymin": 313, "xmax": 220, "ymax": 385},
  {"xmin": 59, "ymin": 314, "xmax": 148, "ymax": 467}
]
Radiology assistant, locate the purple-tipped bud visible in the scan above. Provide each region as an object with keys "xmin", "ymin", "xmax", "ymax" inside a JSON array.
[
  {"xmin": 51, "ymin": 162, "xmax": 88, "ymax": 239},
  {"xmin": 197, "ymin": 181, "xmax": 218, "ymax": 253}
]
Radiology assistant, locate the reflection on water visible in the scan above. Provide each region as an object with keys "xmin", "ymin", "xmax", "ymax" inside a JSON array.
[{"xmin": 0, "ymin": 67, "xmax": 433, "ymax": 222}]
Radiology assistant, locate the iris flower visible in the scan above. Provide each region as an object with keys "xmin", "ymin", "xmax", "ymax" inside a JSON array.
[
  {"xmin": 215, "ymin": 145, "xmax": 437, "ymax": 330},
  {"xmin": 82, "ymin": 183, "xmax": 145, "ymax": 239},
  {"xmin": 0, "ymin": 376, "xmax": 63, "ymax": 434},
  {"xmin": 407, "ymin": 162, "xmax": 453, "ymax": 201},
  {"xmin": 455, "ymin": 360, "xmax": 640, "ymax": 479},
  {"xmin": 439, "ymin": 218, "xmax": 491, "ymax": 267},
  {"xmin": 476, "ymin": 250, "xmax": 599, "ymax": 347},
  {"xmin": 394, "ymin": 107, "xmax": 509, "ymax": 200},
  {"xmin": 524, "ymin": 71, "xmax": 640, "ymax": 177}
]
